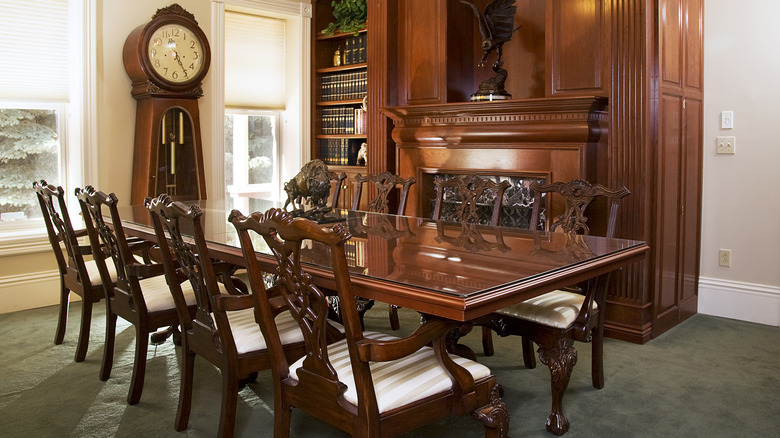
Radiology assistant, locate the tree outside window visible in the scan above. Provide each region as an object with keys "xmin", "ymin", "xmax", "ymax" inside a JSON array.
[{"xmin": 0, "ymin": 108, "xmax": 60, "ymax": 222}]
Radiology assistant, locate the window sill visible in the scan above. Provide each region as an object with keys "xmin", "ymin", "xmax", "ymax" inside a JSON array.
[{"xmin": 0, "ymin": 230, "xmax": 52, "ymax": 257}]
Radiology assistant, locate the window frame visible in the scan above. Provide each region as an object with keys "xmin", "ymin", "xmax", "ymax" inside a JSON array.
[
  {"xmin": 210, "ymin": 0, "xmax": 311, "ymax": 203},
  {"xmin": 0, "ymin": 0, "xmax": 96, "ymax": 253}
]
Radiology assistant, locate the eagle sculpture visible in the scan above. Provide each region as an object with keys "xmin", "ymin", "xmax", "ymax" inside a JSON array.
[{"xmin": 460, "ymin": 0, "xmax": 521, "ymax": 68}]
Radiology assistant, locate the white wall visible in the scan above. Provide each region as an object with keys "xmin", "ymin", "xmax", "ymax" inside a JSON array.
[
  {"xmin": 699, "ymin": 0, "xmax": 780, "ymax": 325},
  {"xmin": 96, "ymin": 0, "xmax": 214, "ymax": 202}
]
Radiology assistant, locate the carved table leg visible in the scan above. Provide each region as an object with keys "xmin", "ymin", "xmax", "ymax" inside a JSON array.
[
  {"xmin": 473, "ymin": 384, "xmax": 509, "ymax": 438},
  {"xmin": 538, "ymin": 338, "xmax": 578, "ymax": 436}
]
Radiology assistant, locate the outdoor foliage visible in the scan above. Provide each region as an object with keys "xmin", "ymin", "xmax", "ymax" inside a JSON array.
[{"xmin": 0, "ymin": 109, "xmax": 59, "ymax": 219}]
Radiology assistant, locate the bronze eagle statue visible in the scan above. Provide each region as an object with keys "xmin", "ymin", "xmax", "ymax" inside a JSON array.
[{"xmin": 460, "ymin": 0, "xmax": 521, "ymax": 68}]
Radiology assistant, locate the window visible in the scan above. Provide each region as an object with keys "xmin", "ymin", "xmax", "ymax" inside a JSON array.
[
  {"xmin": 0, "ymin": 0, "xmax": 93, "ymax": 242},
  {"xmin": 224, "ymin": 11, "xmax": 285, "ymax": 201},
  {"xmin": 211, "ymin": 1, "xmax": 310, "ymax": 204},
  {"xmin": 224, "ymin": 110, "xmax": 280, "ymax": 199}
]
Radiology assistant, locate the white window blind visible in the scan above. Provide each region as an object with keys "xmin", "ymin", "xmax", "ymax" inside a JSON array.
[
  {"xmin": 0, "ymin": 0, "xmax": 70, "ymax": 101},
  {"xmin": 225, "ymin": 11, "xmax": 286, "ymax": 109}
]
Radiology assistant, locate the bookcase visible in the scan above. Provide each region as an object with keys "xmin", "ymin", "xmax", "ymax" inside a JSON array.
[{"xmin": 312, "ymin": 1, "xmax": 368, "ymax": 210}]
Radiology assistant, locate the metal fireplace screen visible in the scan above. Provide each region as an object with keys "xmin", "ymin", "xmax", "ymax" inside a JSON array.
[{"xmin": 430, "ymin": 174, "xmax": 547, "ymax": 229}]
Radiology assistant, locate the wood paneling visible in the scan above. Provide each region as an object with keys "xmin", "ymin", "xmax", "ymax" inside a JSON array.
[{"xmin": 547, "ymin": 0, "xmax": 608, "ymax": 96}]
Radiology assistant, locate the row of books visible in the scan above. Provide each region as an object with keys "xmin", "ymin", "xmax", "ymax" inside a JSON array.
[
  {"xmin": 318, "ymin": 138, "xmax": 363, "ymax": 166},
  {"xmin": 341, "ymin": 34, "xmax": 367, "ymax": 65},
  {"xmin": 344, "ymin": 238, "xmax": 366, "ymax": 268},
  {"xmin": 321, "ymin": 70, "xmax": 367, "ymax": 102},
  {"xmin": 320, "ymin": 107, "xmax": 366, "ymax": 135}
]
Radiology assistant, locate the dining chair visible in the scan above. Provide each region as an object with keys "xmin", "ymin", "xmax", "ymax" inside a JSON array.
[
  {"xmin": 228, "ymin": 208, "xmax": 509, "ymax": 438},
  {"xmin": 431, "ymin": 174, "xmax": 511, "ymax": 356},
  {"xmin": 432, "ymin": 174, "xmax": 511, "ymax": 226},
  {"xmin": 330, "ymin": 170, "xmax": 348, "ymax": 210},
  {"xmin": 146, "ymin": 194, "xmax": 309, "ymax": 438},
  {"xmin": 75, "ymin": 186, "xmax": 196, "ymax": 405},
  {"xmin": 475, "ymin": 179, "xmax": 629, "ymax": 435},
  {"xmin": 33, "ymin": 180, "xmax": 115, "ymax": 362},
  {"xmin": 351, "ymin": 171, "xmax": 416, "ymax": 330}
]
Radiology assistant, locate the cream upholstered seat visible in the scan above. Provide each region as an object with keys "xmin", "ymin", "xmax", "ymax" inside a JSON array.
[
  {"xmin": 230, "ymin": 207, "xmax": 508, "ymax": 438},
  {"xmin": 138, "ymin": 275, "xmax": 196, "ymax": 312},
  {"xmin": 289, "ymin": 330, "xmax": 491, "ymax": 414},
  {"xmin": 494, "ymin": 291, "xmax": 596, "ymax": 329},
  {"xmin": 217, "ymin": 307, "xmax": 306, "ymax": 355}
]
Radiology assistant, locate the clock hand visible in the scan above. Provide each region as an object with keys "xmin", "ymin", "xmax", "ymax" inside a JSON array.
[{"xmin": 171, "ymin": 49, "xmax": 189, "ymax": 79}]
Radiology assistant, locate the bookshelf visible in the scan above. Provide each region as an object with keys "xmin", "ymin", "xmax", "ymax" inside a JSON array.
[{"xmin": 313, "ymin": 1, "xmax": 368, "ymax": 209}]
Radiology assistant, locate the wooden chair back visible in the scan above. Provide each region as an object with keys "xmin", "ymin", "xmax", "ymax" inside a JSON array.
[
  {"xmin": 329, "ymin": 171, "xmax": 347, "ymax": 210},
  {"xmin": 351, "ymin": 171, "xmax": 416, "ymax": 214},
  {"xmin": 432, "ymin": 174, "xmax": 511, "ymax": 226},
  {"xmin": 145, "ymin": 195, "xmax": 221, "ymax": 342},
  {"xmin": 34, "ymin": 180, "xmax": 107, "ymax": 362},
  {"xmin": 529, "ymin": 179, "xmax": 630, "ymax": 237}
]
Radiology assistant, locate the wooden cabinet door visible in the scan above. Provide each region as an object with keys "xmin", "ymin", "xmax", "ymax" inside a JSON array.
[{"xmin": 653, "ymin": 0, "xmax": 702, "ymax": 335}]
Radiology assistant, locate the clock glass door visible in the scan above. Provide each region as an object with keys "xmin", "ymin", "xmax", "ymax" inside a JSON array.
[{"xmin": 157, "ymin": 108, "xmax": 199, "ymax": 200}]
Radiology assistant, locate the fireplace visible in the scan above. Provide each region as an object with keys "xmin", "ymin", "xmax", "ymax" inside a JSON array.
[{"xmin": 382, "ymin": 96, "xmax": 609, "ymax": 233}]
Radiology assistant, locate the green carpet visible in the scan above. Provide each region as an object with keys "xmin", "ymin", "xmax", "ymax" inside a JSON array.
[{"xmin": 1, "ymin": 303, "xmax": 778, "ymax": 437}]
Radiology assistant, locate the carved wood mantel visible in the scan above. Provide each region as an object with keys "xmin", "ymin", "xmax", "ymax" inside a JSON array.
[{"xmin": 381, "ymin": 97, "xmax": 609, "ymax": 222}]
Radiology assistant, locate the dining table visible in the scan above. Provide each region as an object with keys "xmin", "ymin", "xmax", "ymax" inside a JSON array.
[{"xmin": 116, "ymin": 196, "xmax": 648, "ymax": 435}]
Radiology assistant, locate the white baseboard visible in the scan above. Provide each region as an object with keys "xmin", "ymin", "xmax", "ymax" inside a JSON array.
[
  {"xmin": 698, "ymin": 277, "xmax": 780, "ymax": 326},
  {"xmin": 0, "ymin": 270, "xmax": 64, "ymax": 314}
]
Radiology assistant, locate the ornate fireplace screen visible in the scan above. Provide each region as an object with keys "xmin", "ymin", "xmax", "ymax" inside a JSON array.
[{"xmin": 430, "ymin": 174, "xmax": 547, "ymax": 229}]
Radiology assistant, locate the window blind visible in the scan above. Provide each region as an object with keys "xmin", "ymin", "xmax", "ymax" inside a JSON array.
[
  {"xmin": 0, "ymin": 0, "xmax": 70, "ymax": 101},
  {"xmin": 225, "ymin": 11, "xmax": 286, "ymax": 110}
]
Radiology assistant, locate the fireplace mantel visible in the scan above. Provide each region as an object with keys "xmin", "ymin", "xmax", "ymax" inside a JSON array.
[
  {"xmin": 381, "ymin": 96, "xmax": 608, "ymax": 146},
  {"xmin": 381, "ymin": 97, "xmax": 610, "ymax": 223}
]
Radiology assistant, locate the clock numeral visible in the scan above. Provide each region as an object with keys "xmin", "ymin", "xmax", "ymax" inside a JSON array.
[
  {"xmin": 153, "ymin": 38, "xmax": 161, "ymax": 46},
  {"xmin": 193, "ymin": 52, "xmax": 199, "ymax": 60},
  {"xmin": 190, "ymin": 40, "xmax": 196, "ymax": 49},
  {"xmin": 154, "ymin": 59, "xmax": 160, "ymax": 68},
  {"xmin": 172, "ymin": 28, "xmax": 180, "ymax": 37},
  {"xmin": 189, "ymin": 63, "xmax": 195, "ymax": 70},
  {"xmin": 151, "ymin": 48, "xmax": 157, "ymax": 57},
  {"xmin": 172, "ymin": 71, "xmax": 179, "ymax": 80}
]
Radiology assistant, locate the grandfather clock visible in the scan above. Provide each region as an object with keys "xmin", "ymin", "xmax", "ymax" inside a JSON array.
[{"xmin": 123, "ymin": 3, "xmax": 211, "ymax": 205}]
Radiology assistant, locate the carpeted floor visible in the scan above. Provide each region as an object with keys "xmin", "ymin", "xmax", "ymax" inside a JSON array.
[{"xmin": 1, "ymin": 302, "xmax": 778, "ymax": 437}]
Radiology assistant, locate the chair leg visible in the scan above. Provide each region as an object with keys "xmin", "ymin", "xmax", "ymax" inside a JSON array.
[
  {"xmin": 54, "ymin": 284, "xmax": 69, "ymax": 345},
  {"xmin": 74, "ymin": 297, "xmax": 93, "ymax": 362},
  {"xmin": 592, "ymin": 323, "xmax": 605, "ymax": 389},
  {"xmin": 100, "ymin": 307, "xmax": 117, "ymax": 381},
  {"xmin": 219, "ymin": 370, "xmax": 240, "ymax": 438},
  {"xmin": 127, "ymin": 326, "xmax": 149, "ymax": 405},
  {"xmin": 481, "ymin": 327, "xmax": 495, "ymax": 357},
  {"xmin": 521, "ymin": 336, "xmax": 536, "ymax": 369},
  {"xmin": 174, "ymin": 347, "xmax": 196, "ymax": 431},
  {"xmin": 473, "ymin": 383, "xmax": 509, "ymax": 438},
  {"xmin": 389, "ymin": 304, "xmax": 400, "ymax": 331},
  {"xmin": 538, "ymin": 338, "xmax": 577, "ymax": 436}
]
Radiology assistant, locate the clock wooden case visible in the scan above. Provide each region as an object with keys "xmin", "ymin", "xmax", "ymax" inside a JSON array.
[{"xmin": 123, "ymin": 3, "xmax": 211, "ymax": 205}]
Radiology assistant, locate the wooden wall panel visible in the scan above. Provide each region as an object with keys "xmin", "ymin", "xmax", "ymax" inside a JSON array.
[
  {"xmin": 546, "ymin": 0, "xmax": 608, "ymax": 96},
  {"xmin": 684, "ymin": 0, "xmax": 703, "ymax": 91},
  {"xmin": 659, "ymin": 0, "xmax": 683, "ymax": 87},
  {"xmin": 397, "ymin": 0, "xmax": 446, "ymax": 105}
]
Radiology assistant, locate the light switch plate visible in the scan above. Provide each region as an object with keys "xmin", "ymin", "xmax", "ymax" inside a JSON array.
[
  {"xmin": 716, "ymin": 136, "xmax": 736, "ymax": 154},
  {"xmin": 721, "ymin": 111, "xmax": 734, "ymax": 129}
]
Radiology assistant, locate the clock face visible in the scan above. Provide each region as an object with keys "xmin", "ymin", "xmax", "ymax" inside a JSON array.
[{"xmin": 147, "ymin": 23, "xmax": 205, "ymax": 84}]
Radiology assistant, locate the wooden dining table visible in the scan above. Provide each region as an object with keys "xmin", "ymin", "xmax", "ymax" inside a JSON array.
[{"xmin": 116, "ymin": 197, "xmax": 648, "ymax": 434}]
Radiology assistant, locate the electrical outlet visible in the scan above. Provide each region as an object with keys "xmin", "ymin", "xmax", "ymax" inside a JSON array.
[
  {"xmin": 719, "ymin": 249, "xmax": 731, "ymax": 267},
  {"xmin": 716, "ymin": 136, "xmax": 736, "ymax": 154}
]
